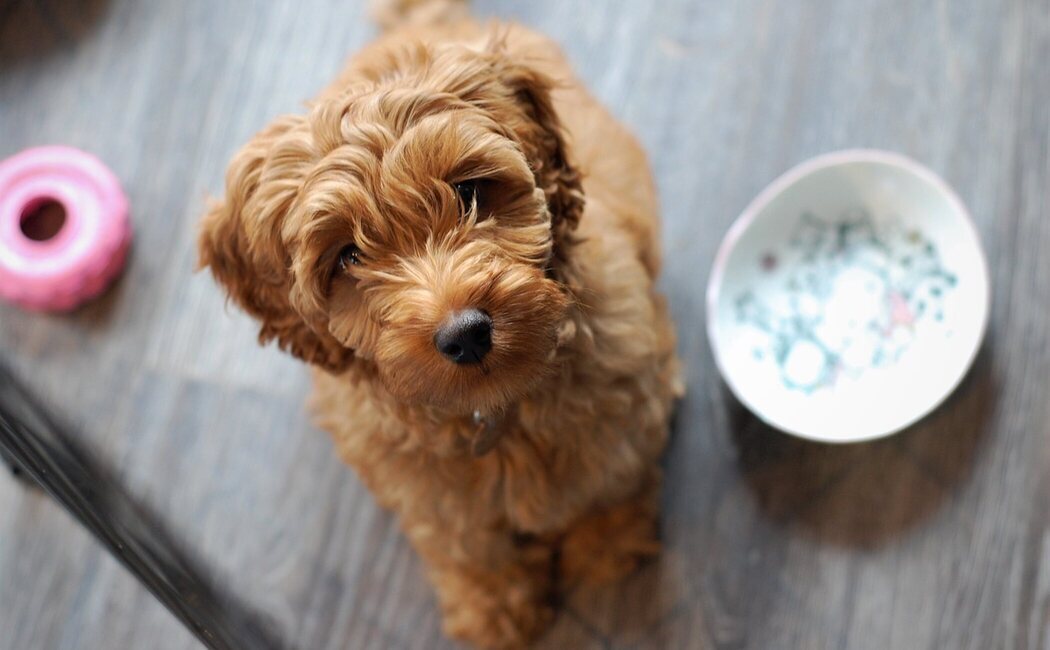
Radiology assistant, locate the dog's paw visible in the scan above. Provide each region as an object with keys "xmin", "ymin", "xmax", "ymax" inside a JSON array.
[
  {"xmin": 559, "ymin": 497, "xmax": 660, "ymax": 588},
  {"xmin": 440, "ymin": 581, "xmax": 552, "ymax": 650},
  {"xmin": 434, "ymin": 562, "xmax": 554, "ymax": 650}
]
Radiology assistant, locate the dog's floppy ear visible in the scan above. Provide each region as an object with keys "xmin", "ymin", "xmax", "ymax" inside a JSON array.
[
  {"xmin": 198, "ymin": 115, "xmax": 355, "ymax": 373},
  {"xmin": 490, "ymin": 49, "xmax": 585, "ymax": 262}
]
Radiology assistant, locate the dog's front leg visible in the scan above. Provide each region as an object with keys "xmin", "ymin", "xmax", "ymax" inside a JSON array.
[
  {"xmin": 557, "ymin": 470, "xmax": 662, "ymax": 589},
  {"xmin": 403, "ymin": 517, "xmax": 554, "ymax": 649}
]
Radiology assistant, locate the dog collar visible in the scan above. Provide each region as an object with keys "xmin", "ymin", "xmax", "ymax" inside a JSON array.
[{"xmin": 471, "ymin": 410, "xmax": 503, "ymax": 457}]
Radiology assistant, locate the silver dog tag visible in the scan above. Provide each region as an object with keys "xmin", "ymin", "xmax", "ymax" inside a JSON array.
[{"xmin": 471, "ymin": 410, "xmax": 503, "ymax": 457}]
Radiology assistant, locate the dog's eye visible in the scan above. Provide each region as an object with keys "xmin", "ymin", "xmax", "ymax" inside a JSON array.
[
  {"xmin": 454, "ymin": 180, "xmax": 480, "ymax": 215},
  {"xmin": 337, "ymin": 244, "xmax": 362, "ymax": 272}
]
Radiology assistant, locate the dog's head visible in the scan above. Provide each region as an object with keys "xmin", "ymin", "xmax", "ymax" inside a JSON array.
[{"xmin": 198, "ymin": 40, "xmax": 584, "ymax": 413}]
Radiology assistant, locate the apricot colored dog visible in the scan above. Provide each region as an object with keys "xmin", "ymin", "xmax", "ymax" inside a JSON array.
[{"xmin": 199, "ymin": 1, "xmax": 682, "ymax": 646}]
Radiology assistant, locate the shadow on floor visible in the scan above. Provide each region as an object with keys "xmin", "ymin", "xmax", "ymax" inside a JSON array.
[
  {"xmin": 73, "ymin": 247, "xmax": 132, "ymax": 329},
  {"xmin": 0, "ymin": 359, "xmax": 285, "ymax": 650},
  {"xmin": 727, "ymin": 343, "xmax": 998, "ymax": 549},
  {"xmin": 0, "ymin": 0, "xmax": 110, "ymax": 67}
]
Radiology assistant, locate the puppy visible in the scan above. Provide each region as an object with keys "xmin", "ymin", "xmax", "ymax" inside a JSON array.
[{"xmin": 199, "ymin": 1, "xmax": 682, "ymax": 647}]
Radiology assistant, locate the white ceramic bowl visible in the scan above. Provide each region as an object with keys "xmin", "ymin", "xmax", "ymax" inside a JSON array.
[{"xmin": 707, "ymin": 150, "xmax": 990, "ymax": 443}]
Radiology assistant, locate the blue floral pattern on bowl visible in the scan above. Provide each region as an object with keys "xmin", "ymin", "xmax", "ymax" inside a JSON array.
[{"xmin": 735, "ymin": 209, "xmax": 958, "ymax": 393}]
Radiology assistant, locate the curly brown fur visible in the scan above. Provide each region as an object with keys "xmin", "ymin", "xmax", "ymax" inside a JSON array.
[{"xmin": 198, "ymin": 6, "xmax": 682, "ymax": 648}]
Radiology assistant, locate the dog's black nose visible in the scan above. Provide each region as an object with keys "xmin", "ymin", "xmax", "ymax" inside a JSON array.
[{"xmin": 435, "ymin": 309, "xmax": 492, "ymax": 364}]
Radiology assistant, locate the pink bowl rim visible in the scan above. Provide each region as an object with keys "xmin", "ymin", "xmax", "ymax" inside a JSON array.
[{"xmin": 705, "ymin": 148, "xmax": 992, "ymax": 444}]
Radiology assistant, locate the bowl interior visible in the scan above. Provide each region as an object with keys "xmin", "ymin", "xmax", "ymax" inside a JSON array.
[{"xmin": 708, "ymin": 153, "xmax": 989, "ymax": 442}]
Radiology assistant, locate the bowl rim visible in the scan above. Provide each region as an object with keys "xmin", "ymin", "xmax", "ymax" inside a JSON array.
[{"xmin": 705, "ymin": 148, "xmax": 992, "ymax": 443}]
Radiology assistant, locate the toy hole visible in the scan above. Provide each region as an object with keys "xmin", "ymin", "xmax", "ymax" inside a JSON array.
[{"xmin": 19, "ymin": 198, "xmax": 67, "ymax": 242}]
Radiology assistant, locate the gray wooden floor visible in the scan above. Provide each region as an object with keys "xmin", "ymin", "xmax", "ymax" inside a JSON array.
[{"xmin": 1, "ymin": 0, "xmax": 1048, "ymax": 648}]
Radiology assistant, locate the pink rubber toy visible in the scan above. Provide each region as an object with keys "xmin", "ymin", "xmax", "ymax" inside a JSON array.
[{"xmin": 0, "ymin": 146, "xmax": 131, "ymax": 312}]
